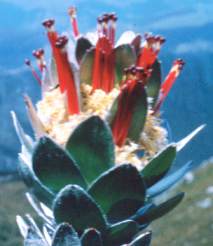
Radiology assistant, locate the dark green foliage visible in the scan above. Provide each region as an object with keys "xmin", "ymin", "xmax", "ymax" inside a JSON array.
[
  {"xmin": 114, "ymin": 44, "xmax": 136, "ymax": 84},
  {"xmin": 81, "ymin": 229, "xmax": 103, "ymax": 246},
  {"xmin": 53, "ymin": 185, "xmax": 107, "ymax": 234},
  {"xmin": 18, "ymin": 156, "xmax": 54, "ymax": 207},
  {"xmin": 134, "ymin": 193, "xmax": 184, "ymax": 224},
  {"xmin": 75, "ymin": 37, "xmax": 92, "ymax": 64},
  {"xmin": 33, "ymin": 137, "xmax": 87, "ymax": 193},
  {"xmin": 106, "ymin": 220, "xmax": 138, "ymax": 245},
  {"xmin": 127, "ymin": 84, "xmax": 148, "ymax": 142},
  {"xmin": 15, "ymin": 113, "xmax": 201, "ymax": 246},
  {"xmin": 147, "ymin": 162, "xmax": 192, "ymax": 198},
  {"xmin": 107, "ymin": 84, "xmax": 148, "ymax": 144},
  {"xmin": 66, "ymin": 116, "xmax": 114, "ymax": 184},
  {"xmin": 146, "ymin": 59, "xmax": 161, "ymax": 106},
  {"xmin": 88, "ymin": 164, "xmax": 146, "ymax": 217},
  {"xmin": 80, "ymin": 48, "xmax": 95, "ymax": 84},
  {"xmin": 107, "ymin": 199, "xmax": 143, "ymax": 224},
  {"xmin": 141, "ymin": 144, "xmax": 176, "ymax": 187}
]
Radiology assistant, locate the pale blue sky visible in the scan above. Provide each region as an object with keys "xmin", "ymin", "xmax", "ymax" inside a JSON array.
[{"xmin": 1, "ymin": 0, "xmax": 213, "ymax": 71}]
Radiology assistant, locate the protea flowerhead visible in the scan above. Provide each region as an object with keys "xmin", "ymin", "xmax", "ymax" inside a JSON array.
[{"xmin": 13, "ymin": 6, "xmax": 205, "ymax": 246}]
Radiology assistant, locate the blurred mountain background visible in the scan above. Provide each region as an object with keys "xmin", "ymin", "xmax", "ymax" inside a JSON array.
[{"xmin": 0, "ymin": 0, "xmax": 212, "ymax": 173}]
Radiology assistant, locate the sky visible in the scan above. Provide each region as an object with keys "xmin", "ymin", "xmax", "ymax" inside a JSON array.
[{"xmin": 0, "ymin": 0, "xmax": 213, "ymax": 71}]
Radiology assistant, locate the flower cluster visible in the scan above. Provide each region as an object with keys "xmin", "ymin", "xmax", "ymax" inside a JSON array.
[{"xmin": 23, "ymin": 8, "xmax": 186, "ymax": 170}]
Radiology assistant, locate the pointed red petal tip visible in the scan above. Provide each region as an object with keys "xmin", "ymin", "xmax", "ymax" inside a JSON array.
[
  {"xmin": 42, "ymin": 19, "xmax": 55, "ymax": 29},
  {"xmin": 32, "ymin": 48, "xmax": 44, "ymax": 59},
  {"xmin": 55, "ymin": 35, "xmax": 69, "ymax": 49}
]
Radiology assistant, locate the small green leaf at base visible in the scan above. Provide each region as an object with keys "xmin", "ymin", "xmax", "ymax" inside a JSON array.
[
  {"xmin": 53, "ymin": 185, "xmax": 107, "ymax": 234},
  {"xmin": 106, "ymin": 220, "xmax": 139, "ymax": 245}
]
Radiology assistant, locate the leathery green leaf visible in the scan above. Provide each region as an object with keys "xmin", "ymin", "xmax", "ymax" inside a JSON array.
[
  {"xmin": 81, "ymin": 229, "xmax": 103, "ymax": 246},
  {"xmin": 135, "ymin": 192, "xmax": 185, "ymax": 225},
  {"xmin": 80, "ymin": 48, "xmax": 94, "ymax": 84},
  {"xmin": 146, "ymin": 59, "xmax": 161, "ymax": 106},
  {"xmin": 75, "ymin": 36, "xmax": 92, "ymax": 64},
  {"xmin": 66, "ymin": 116, "xmax": 114, "ymax": 184},
  {"xmin": 127, "ymin": 84, "xmax": 148, "ymax": 142},
  {"xmin": 106, "ymin": 220, "xmax": 138, "ymax": 245},
  {"xmin": 88, "ymin": 164, "xmax": 146, "ymax": 216},
  {"xmin": 53, "ymin": 185, "xmax": 107, "ymax": 234},
  {"xmin": 33, "ymin": 137, "xmax": 87, "ymax": 193},
  {"xmin": 114, "ymin": 44, "xmax": 136, "ymax": 84},
  {"xmin": 141, "ymin": 144, "xmax": 176, "ymax": 187}
]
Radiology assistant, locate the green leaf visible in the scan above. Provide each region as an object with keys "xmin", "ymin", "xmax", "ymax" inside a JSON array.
[
  {"xmin": 31, "ymin": 179, "xmax": 54, "ymax": 208},
  {"xmin": 32, "ymin": 137, "xmax": 87, "ymax": 193},
  {"xmin": 141, "ymin": 144, "xmax": 176, "ymax": 187},
  {"xmin": 146, "ymin": 59, "xmax": 161, "ymax": 106},
  {"xmin": 135, "ymin": 192, "xmax": 185, "ymax": 225},
  {"xmin": 52, "ymin": 223, "xmax": 81, "ymax": 246},
  {"xmin": 129, "ymin": 231, "xmax": 152, "ymax": 246},
  {"xmin": 114, "ymin": 44, "xmax": 136, "ymax": 84},
  {"xmin": 80, "ymin": 48, "xmax": 95, "ymax": 84},
  {"xmin": 66, "ymin": 116, "xmax": 114, "ymax": 184},
  {"xmin": 107, "ymin": 84, "xmax": 148, "ymax": 143},
  {"xmin": 107, "ymin": 199, "xmax": 143, "ymax": 223},
  {"xmin": 53, "ymin": 185, "xmax": 107, "ymax": 234},
  {"xmin": 106, "ymin": 220, "xmax": 138, "ymax": 245},
  {"xmin": 147, "ymin": 161, "xmax": 192, "ymax": 198},
  {"xmin": 106, "ymin": 96, "xmax": 118, "ymax": 126},
  {"xmin": 88, "ymin": 164, "xmax": 146, "ymax": 217},
  {"xmin": 75, "ymin": 37, "xmax": 93, "ymax": 64},
  {"xmin": 127, "ymin": 84, "xmax": 148, "ymax": 142},
  {"xmin": 18, "ymin": 154, "xmax": 54, "ymax": 207},
  {"xmin": 81, "ymin": 229, "xmax": 103, "ymax": 246}
]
